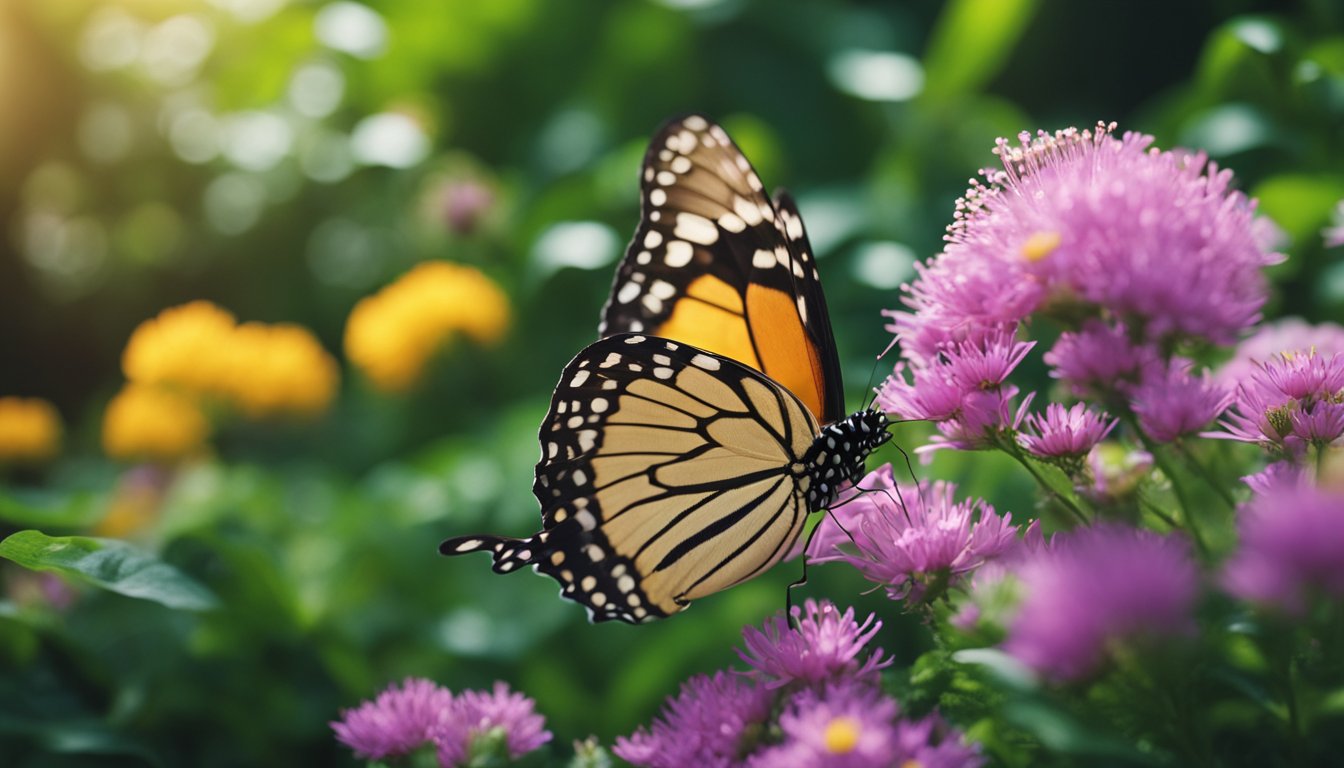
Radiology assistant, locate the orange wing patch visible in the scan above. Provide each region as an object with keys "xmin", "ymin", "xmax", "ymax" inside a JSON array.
[
  {"xmin": 655, "ymin": 275, "xmax": 760, "ymax": 370},
  {"xmin": 745, "ymin": 283, "xmax": 826, "ymax": 422}
]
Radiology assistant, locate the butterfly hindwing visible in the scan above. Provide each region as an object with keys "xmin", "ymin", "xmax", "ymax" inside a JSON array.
[
  {"xmin": 599, "ymin": 115, "xmax": 845, "ymax": 425},
  {"xmin": 443, "ymin": 333, "xmax": 820, "ymax": 623}
]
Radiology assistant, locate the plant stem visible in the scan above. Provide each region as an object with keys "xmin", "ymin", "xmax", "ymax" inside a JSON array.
[
  {"xmin": 1002, "ymin": 442, "xmax": 1090, "ymax": 525},
  {"xmin": 1175, "ymin": 440, "xmax": 1238, "ymax": 511},
  {"xmin": 1145, "ymin": 442, "xmax": 1210, "ymax": 559},
  {"xmin": 1139, "ymin": 494, "xmax": 1180, "ymax": 530}
]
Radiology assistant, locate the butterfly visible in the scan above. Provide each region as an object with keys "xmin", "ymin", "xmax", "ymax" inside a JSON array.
[{"xmin": 441, "ymin": 115, "xmax": 890, "ymax": 623}]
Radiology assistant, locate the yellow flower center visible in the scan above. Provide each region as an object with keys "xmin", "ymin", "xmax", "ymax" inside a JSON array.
[
  {"xmin": 1020, "ymin": 230, "xmax": 1061, "ymax": 262},
  {"xmin": 901, "ymin": 761, "xmax": 924, "ymax": 768},
  {"xmin": 822, "ymin": 716, "xmax": 861, "ymax": 754}
]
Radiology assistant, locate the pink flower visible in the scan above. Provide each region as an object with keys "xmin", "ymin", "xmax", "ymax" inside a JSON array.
[
  {"xmin": 738, "ymin": 599, "xmax": 890, "ymax": 689},
  {"xmin": 614, "ymin": 671, "xmax": 773, "ymax": 768},
  {"xmin": 1003, "ymin": 525, "xmax": 1199, "ymax": 681},
  {"xmin": 1044, "ymin": 320, "xmax": 1160, "ymax": 398},
  {"xmin": 1217, "ymin": 318, "xmax": 1344, "ymax": 387},
  {"xmin": 432, "ymin": 682, "xmax": 551, "ymax": 767},
  {"xmin": 879, "ymin": 332, "xmax": 1036, "ymax": 454},
  {"xmin": 1131, "ymin": 359, "xmax": 1234, "ymax": 443},
  {"xmin": 1324, "ymin": 199, "xmax": 1344, "ymax": 248},
  {"xmin": 331, "ymin": 678, "xmax": 454, "ymax": 760},
  {"xmin": 808, "ymin": 465, "xmax": 1024, "ymax": 602},
  {"xmin": 1222, "ymin": 482, "xmax": 1344, "ymax": 614},
  {"xmin": 1213, "ymin": 350, "xmax": 1344, "ymax": 455},
  {"xmin": 1018, "ymin": 402, "xmax": 1117, "ymax": 460}
]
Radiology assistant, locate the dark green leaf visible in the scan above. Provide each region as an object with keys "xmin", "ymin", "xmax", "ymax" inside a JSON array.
[{"xmin": 0, "ymin": 531, "xmax": 218, "ymax": 612}]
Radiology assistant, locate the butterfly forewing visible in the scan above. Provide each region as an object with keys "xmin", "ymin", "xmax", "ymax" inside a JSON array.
[
  {"xmin": 445, "ymin": 334, "xmax": 820, "ymax": 623},
  {"xmin": 600, "ymin": 115, "xmax": 845, "ymax": 425}
]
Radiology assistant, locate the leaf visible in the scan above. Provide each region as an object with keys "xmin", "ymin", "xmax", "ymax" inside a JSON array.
[
  {"xmin": 953, "ymin": 648, "xmax": 1038, "ymax": 691},
  {"xmin": 0, "ymin": 531, "xmax": 218, "ymax": 612},
  {"xmin": 0, "ymin": 489, "xmax": 104, "ymax": 528},
  {"xmin": 922, "ymin": 0, "xmax": 1040, "ymax": 100}
]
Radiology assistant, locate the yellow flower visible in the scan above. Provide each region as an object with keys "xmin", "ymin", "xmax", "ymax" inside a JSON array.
[
  {"xmin": 122, "ymin": 300, "xmax": 238, "ymax": 397},
  {"xmin": 221, "ymin": 323, "xmax": 341, "ymax": 419},
  {"xmin": 344, "ymin": 261, "xmax": 510, "ymax": 392},
  {"xmin": 120, "ymin": 301, "xmax": 340, "ymax": 420},
  {"xmin": 102, "ymin": 384, "xmax": 210, "ymax": 462},
  {"xmin": 0, "ymin": 397, "xmax": 62, "ymax": 464}
]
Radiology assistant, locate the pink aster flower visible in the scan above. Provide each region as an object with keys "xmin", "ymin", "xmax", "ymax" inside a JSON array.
[
  {"xmin": 879, "ymin": 332, "xmax": 1036, "ymax": 454},
  {"xmin": 1131, "ymin": 359, "xmax": 1234, "ymax": 443},
  {"xmin": 1217, "ymin": 318, "xmax": 1344, "ymax": 387},
  {"xmin": 1222, "ymin": 482, "xmax": 1344, "ymax": 614},
  {"xmin": 738, "ymin": 599, "xmax": 890, "ymax": 689},
  {"xmin": 614, "ymin": 671, "xmax": 773, "ymax": 768},
  {"xmin": 1213, "ymin": 350, "xmax": 1344, "ymax": 455},
  {"xmin": 1241, "ymin": 460, "xmax": 1307, "ymax": 495},
  {"xmin": 1018, "ymin": 402, "xmax": 1117, "ymax": 461},
  {"xmin": 892, "ymin": 712, "xmax": 987, "ymax": 768},
  {"xmin": 808, "ymin": 465, "xmax": 1023, "ymax": 603},
  {"xmin": 432, "ymin": 681, "xmax": 551, "ymax": 767},
  {"xmin": 331, "ymin": 677, "xmax": 454, "ymax": 760},
  {"xmin": 949, "ymin": 124, "xmax": 1280, "ymax": 345},
  {"xmin": 745, "ymin": 682, "xmax": 901, "ymax": 768},
  {"xmin": 1044, "ymin": 320, "xmax": 1161, "ymax": 399},
  {"xmin": 1003, "ymin": 525, "xmax": 1199, "ymax": 681}
]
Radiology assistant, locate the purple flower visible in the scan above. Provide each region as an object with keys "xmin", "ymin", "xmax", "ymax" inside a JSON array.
[
  {"xmin": 745, "ymin": 682, "xmax": 901, "ymax": 768},
  {"xmin": 1217, "ymin": 318, "xmax": 1344, "ymax": 387},
  {"xmin": 879, "ymin": 332, "xmax": 1035, "ymax": 454},
  {"xmin": 1241, "ymin": 460, "xmax": 1307, "ymax": 495},
  {"xmin": 1131, "ymin": 359, "xmax": 1234, "ymax": 443},
  {"xmin": 331, "ymin": 677, "xmax": 454, "ymax": 760},
  {"xmin": 1044, "ymin": 320, "xmax": 1160, "ymax": 398},
  {"xmin": 738, "ymin": 599, "xmax": 890, "ymax": 689},
  {"xmin": 1222, "ymin": 482, "xmax": 1344, "ymax": 614},
  {"xmin": 949, "ymin": 124, "xmax": 1279, "ymax": 345},
  {"xmin": 614, "ymin": 671, "xmax": 773, "ymax": 768},
  {"xmin": 891, "ymin": 713, "xmax": 987, "ymax": 768},
  {"xmin": 1003, "ymin": 525, "xmax": 1199, "ymax": 681},
  {"xmin": 808, "ymin": 465, "xmax": 1023, "ymax": 602},
  {"xmin": 1018, "ymin": 402, "xmax": 1117, "ymax": 460},
  {"xmin": 1213, "ymin": 350, "xmax": 1344, "ymax": 455},
  {"xmin": 432, "ymin": 681, "xmax": 551, "ymax": 767}
]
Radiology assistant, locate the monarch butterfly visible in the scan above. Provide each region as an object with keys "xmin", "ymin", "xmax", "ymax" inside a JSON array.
[{"xmin": 441, "ymin": 115, "xmax": 890, "ymax": 623}]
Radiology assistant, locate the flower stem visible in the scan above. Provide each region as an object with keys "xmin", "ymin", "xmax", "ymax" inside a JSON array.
[
  {"xmin": 1001, "ymin": 441, "xmax": 1089, "ymax": 525},
  {"xmin": 1146, "ymin": 443, "xmax": 1210, "ymax": 559},
  {"xmin": 1139, "ymin": 494, "xmax": 1180, "ymax": 530},
  {"xmin": 1175, "ymin": 440, "xmax": 1238, "ymax": 511}
]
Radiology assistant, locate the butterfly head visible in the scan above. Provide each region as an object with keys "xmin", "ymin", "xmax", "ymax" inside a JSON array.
[{"xmin": 803, "ymin": 409, "xmax": 891, "ymax": 509}]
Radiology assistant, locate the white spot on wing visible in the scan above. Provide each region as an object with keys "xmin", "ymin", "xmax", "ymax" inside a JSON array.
[
  {"xmin": 650, "ymin": 188, "xmax": 667, "ymax": 206},
  {"xmin": 570, "ymin": 370, "xmax": 590, "ymax": 387},
  {"xmin": 674, "ymin": 212, "xmax": 718, "ymax": 245},
  {"xmin": 664, "ymin": 240, "xmax": 694, "ymax": 267},
  {"xmin": 734, "ymin": 196, "xmax": 763, "ymax": 225},
  {"xmin": 718, "ymin": 212, "xmax": 746, "ymax": 233},
  {"xmin": 644, "ymin": 230, "xmax": 663, "ymax": 248},
  {"xmin": 670, "ymin": 155, "xmax": 692, "ymax": 174},
  {"xmin": 649, "ymin": 280, "xmax": 676, "ymax": 300},
  {"xmin": 653, "ymin": 367, "xmax": 673, "ymax": 380},
  {"xmin": 753, "ymin": 249, "xmax": 776, "ymax": 269},
  {"xmin": 616, "ymin": 281, "xmax": 640, "ymax": 304},
  {"xmin": 691, "ymin": 353, "xmax": 721, "ymax": 370}
]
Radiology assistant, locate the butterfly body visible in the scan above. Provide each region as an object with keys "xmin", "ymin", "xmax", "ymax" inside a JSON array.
[{"xmin": 441, "ymin": 115, "xmax": 891, "ymax": 623}]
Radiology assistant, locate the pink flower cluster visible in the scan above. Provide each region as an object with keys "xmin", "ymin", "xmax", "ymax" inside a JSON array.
[
  {"xmin": 882, "ymin": 122, "xmax": 1281, "ymax": 456},
  {"xmin": 616, "ymin": 599, "xmax": 983, "ymax": 768},
  {"xmin": 807, "ymin": 465, "xmax": 1027, "ymax": 603},
  {"xmin": 331, "ymin": 678, "xmax": 550, "ymax": 766}
]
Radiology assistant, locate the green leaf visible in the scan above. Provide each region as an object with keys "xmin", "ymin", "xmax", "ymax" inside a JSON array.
[
  {"xmin": 0, "ymin": 489, "xmax": 104, "ymax": 528},
  {"xmin": 1252, "ymin": 174, "xmax": 1344, "ymax": 246},
  {"xmin": 0, "ymin": 531, "xmax": 218, "ymax": 612},
  {"xmin": 922, "ymin": 0, "xmax": 1039, "ymax": 99}
]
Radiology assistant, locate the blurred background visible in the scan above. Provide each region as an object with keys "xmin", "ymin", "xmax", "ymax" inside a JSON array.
[{"xmin": 1, "ymin": 0, "xmax": 1341, "ymax": 765}]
